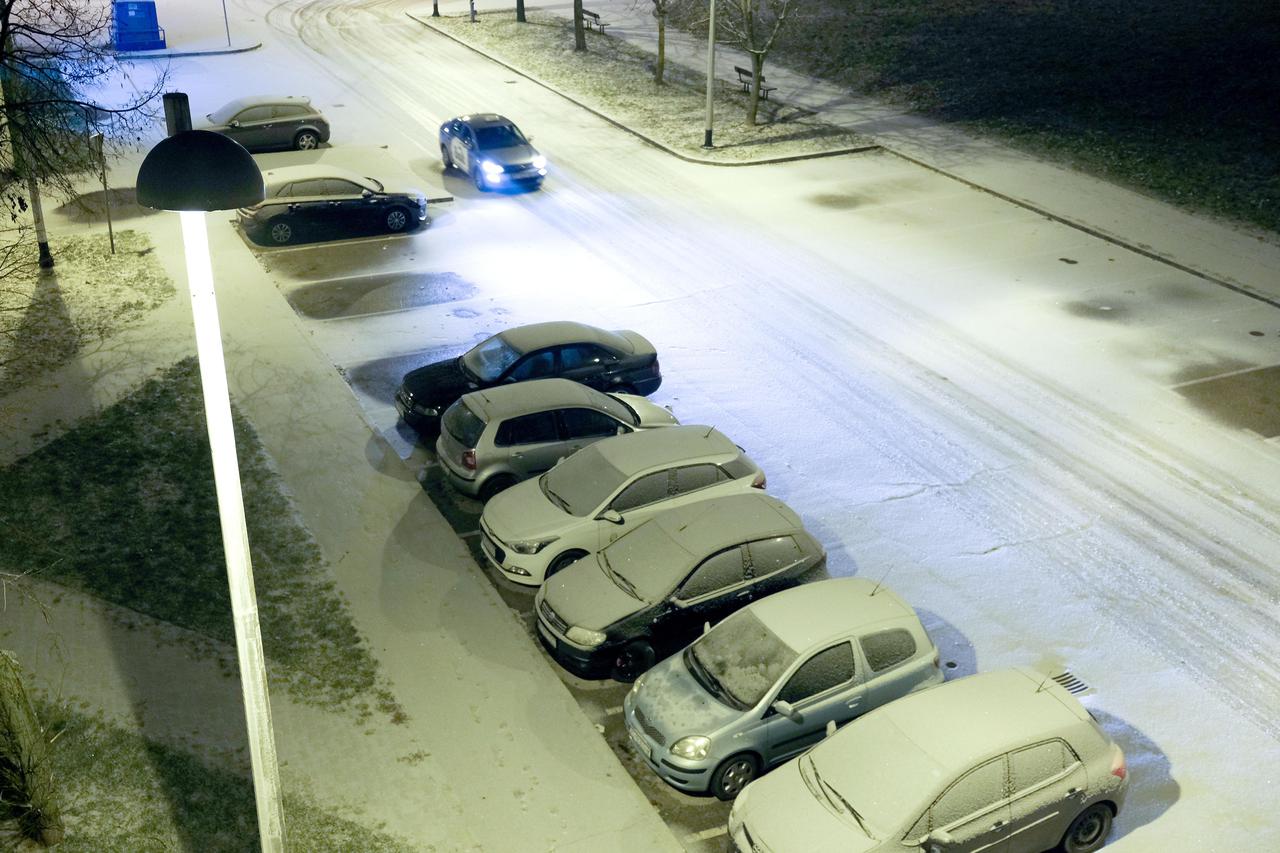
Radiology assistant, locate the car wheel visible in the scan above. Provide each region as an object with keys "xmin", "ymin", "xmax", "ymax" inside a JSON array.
[
  {"xmin": 268, "ymin": 218, "xmax": 296, "ymax": 245},
  {"xmin": 472, "ymin": 166, "xmax": 486, "ymax": 192},
  {"xmin": 384, "ymin": 206, "xmax": 410, "ymax": 233},
  {"xmin": 440, "ymin": 143, "xmax": 453, "ymax": 171},
  {"xmin": 611, "ymin": 640, "xmax": 655, "ymax": 683},
  {"xmin": 1058, "ymin": 803, "xmax": 1113, "ymax": 853},
  {"xmin": 478, "ymin": 475, "xmax": 517, "ymax": 503},
  {"xmin": 547, "ymin": 550, "xmax": 588, "ymax": 579},
  {"xmin": 711, "ymin": 753, "xmax": 761, "ymax": 801},
  {"xmin": 294, "ymin": 130, "xmax": 320, "ymax": 151}
]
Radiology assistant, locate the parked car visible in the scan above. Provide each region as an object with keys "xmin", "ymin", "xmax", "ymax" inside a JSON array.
[
  {"xmin": 624, "ymin": 578, "xmax": 943, "ymax": 800},
  {"xmin": 435, "ymin": 378, "xmax": 677, "ymax": 501},
  {"xmin": 727, "ymin": 667, "xmax": 1130, "ymax": 853},
  {"xmin": 396, "ymin": 321, "xmax": 662, "ymax": 435},
  {"xmin": 481, "ymin": 425, "xmax": 765, "ymax": 586},
  {"xmin": 534, "ymin": 493, "xmax": 826, "ymax": 682},
  {"xmin": 201, "ymin": 95, "xmax": 330, "ymax": 151},
  {"xmin": 439, "ymin": 113, "xmax": 547, "ymax": 191},
  {"xmin": 237, "ymin": 165, "xmax": 426, "ymax": 245}
]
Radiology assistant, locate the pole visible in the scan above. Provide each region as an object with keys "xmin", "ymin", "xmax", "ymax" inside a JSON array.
[
  {"xmin": 702, "ymin": 0, "xmax": 716, "ymax": 148},
  {"xmin": 27, "ymin": 177, "xmax": 53, "ymax": 268},
  {"xmin": 432, "ymin": 0, "xmax": 439, "ymax": 16},
  {"xmin": 91, "ymin": 133, "xmax": 115, "ymax": 254},
  {"xmin": 221, "ymin": 0, "xmax": 232, "ymax": 47}
]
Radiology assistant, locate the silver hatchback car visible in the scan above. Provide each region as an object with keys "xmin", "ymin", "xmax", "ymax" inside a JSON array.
[
  {"xmin": 436, "ymin": 378, "xmax": 678, "ymax": 501},
  {"xmin": 201, "ymin": 95, "xmax": 330, "ymax": 152},
  {"xmin": 624, "ymin": 578, "xmax": 943, "ymax": 800}
]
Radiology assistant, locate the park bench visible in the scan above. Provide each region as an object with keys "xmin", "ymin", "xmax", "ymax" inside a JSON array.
[
  {"xmin": 734, "ymin": 65, "xmax": 777, "ymax": 100},
  {"xmin": 583, "ymin": 9, "xmax": 609, "ymax": 33}
]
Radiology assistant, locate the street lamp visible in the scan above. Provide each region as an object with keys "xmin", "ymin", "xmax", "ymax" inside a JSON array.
[
  {"xmin": 703, "ymin": 0, "xmax": 717, "ymax": 148},
  {"xmin": 136, "ymin": 117, "xmax": 286, "ymax": 853}
]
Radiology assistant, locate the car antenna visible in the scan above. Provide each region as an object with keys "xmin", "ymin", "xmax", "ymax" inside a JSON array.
[
  {"xmin": 703, "ymin": 425, "xmax": 715, "ymax": 438},
  {"xmin": 1035, "ymin": 672, "xmax": 1054, "ymax": 693},
  {"xmin": 869, "ymin": 565, "xmax": 893, "ymax": 596}
]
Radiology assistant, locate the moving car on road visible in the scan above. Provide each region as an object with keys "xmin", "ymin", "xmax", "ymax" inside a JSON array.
[
  {"xmin": 625, "ymin": 578, "xmax": 944, "ymax": 800},
  {"xmin": 435, "ymin": 378, "xmax": 678, "ymax": 502},
  {"xmin": 440, "ymin": 113, "xmax": 547, "ymax": 191},
  {"xmin": 396, "ymin": 321, "xmax": 662, "ymax": 436},
  {"xmin": 201, "ymin": 95, "xmax": 330, "ymax": 151},
  {"xmin": 238, "ymin": 165, "xmax": 426, "ymax": 246},
  {"xmin": 728, "ymin": 667, "xmax": 1129, "ymax": 853},
  {"xmin": 480, "ymin": 425, "xmax": 765, "ymax": 586},
  {"xmin": 535, "ymin": 493, "xmax": 825, "ymax": 682}
]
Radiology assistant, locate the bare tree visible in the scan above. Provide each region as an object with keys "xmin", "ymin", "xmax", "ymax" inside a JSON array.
[
  {"xmin": 573, "ymin": 0, "xmax": 587, "ymax": 51},
  {"xmin": 717, "ymin": 0, "xmax": 803, "ymax": 125},
  {"xmin": 516, "ymin": 0, "xmax": 527, "ymax": 24},
  {"xmin": 649, "ymin": 0, "xmax": 677, "ymax": 85}
]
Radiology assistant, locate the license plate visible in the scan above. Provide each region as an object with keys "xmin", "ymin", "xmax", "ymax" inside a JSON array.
[{"xmin": 628, "ymin": 727, "xmax": 651, "ymax": 761}]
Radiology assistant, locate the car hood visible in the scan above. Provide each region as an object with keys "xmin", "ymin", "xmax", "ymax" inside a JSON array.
[
  {"xmin": 733, "ymin": 760, "xmax": 882, "ymax": 853},
  {"xmin": 482, "ymin": 477, "xmax": 572, "ymax": 541},
  {"xmin": 482, "ymin": 143, "xmax": 538, "ymax": 167},
  {"xmin": 613, "ymin": 394, "xmax": 678, "ymax": 428},
  {"xmin": 400, "ymin": 358, "xmax": 473, "ymax": 406},
  {"xmin": 542, "ymin": 554, "xmax": 646, "ymax": 632},
  {"xmin": 633, "ymin": 651, "xmax": 743, "ymax": 740}
]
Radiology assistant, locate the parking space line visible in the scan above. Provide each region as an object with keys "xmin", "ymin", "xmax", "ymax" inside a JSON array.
[
  {"xmin": 458, "ymin": 530, "xmax": 480, "ymax": 538},
  {"xmin": 685, "ymin": 826, "xmax": 728, "ymax": 843},
  {"xmin": 604, "ymin": 705, "xmax": 623, "ymax": 715}
]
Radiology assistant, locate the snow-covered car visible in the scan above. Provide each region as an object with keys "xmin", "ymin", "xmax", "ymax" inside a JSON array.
[
  {"xmin": 534, "ymin": 493, "xmax": 825, "ymax": 682},
  {"xmin": 728, "ymin": 667, "xmax": 1129, "ymax": 853},
  {"xmin": 439, "ymin": 113, "xmax": 547, "ymax": 191},
  {"xmin": 479, "ymin": 426, "xmax": 765, "ymax": 586},
  {"xmin": 435, "ymin": 378, "xmax": 678, "ymax": 502},
  {"xmin": 395, "ymin": 321, "xmax": 662, "ymax": 436},
  {"xmin": 237, "ymin": 165, "xmax": 426, "ymax": 245},
  {"xmin": 200, "ymin": 95, "xmax": 329, "ymax": 151},
  {"xmin": 624, "ymin": 578, "xmax": 943, "ymax": 800}
]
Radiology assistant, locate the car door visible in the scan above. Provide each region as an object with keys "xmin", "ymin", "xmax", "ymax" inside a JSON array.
[
  {"xmin": 319, "ymin": 178, "xmax": 369, "ymax": 232},
  {"xmin": 493, "ymin": 411, "xmax": 563, "ymax": 479},
  {"xmin": 228, "ymin": 105, "xmax": 275, "ymax": 149},
  {"xmin": 743, "ymin": 535, "xmax": 809, "ymax": 596},
  {"xmin": 557, "ymin": 344, "xmax": 616, "ymax": 389},
  {"xmin": 760, "ymin": 641, "xmax": 862, "ymax": 767},
  {"xmin": 275, "ymin": 179, "xmax": 325, "ymax": 229},
  {"xmin": 271, "ymin": 103, "xmax": 306, "ymax": 145},
  {"xmin": 557, "ymin": 406, "xmax": 628, "ymax": 459},
  {"xmin": 1004, "ymin": 740, "xmax": 1088, "ymax": 853},
  {"xmin": 450, "ymin": 123, "xmax": 475, "ymax": 173},
  {"xmin": 909, "ymin": 756, "xmax": 1012, "ymax": 853},
  {"xmin": 503, "ymin": 349, "xmax": 557, "ymax": 384},
  {"xmin": 667, "ymin": 545, "xmax": 751, "ymax": 645}
]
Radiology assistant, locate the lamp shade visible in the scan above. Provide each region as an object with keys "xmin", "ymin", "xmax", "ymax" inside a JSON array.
[{"xmin": 136, "ymin": 130, "xmax": 264, "ymax": 211}]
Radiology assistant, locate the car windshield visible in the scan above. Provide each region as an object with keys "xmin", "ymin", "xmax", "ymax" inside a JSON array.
[
  {"xmin": 689, "ymin": 610, "xmax": 798, "ymax": 709},
  {"xmin": 599, "ymin": 521, "xmax": 688, "ymax": 602},
  {"xmin": 540, "ymin": 447, "xmax": 628, "ymax": 517},
  {"xmin": 475, "ymin": 124, "xmax": 527, "ymax": 150},
  {"xmin": 461, "ymin": 335, "xmax": 523, "ymax": 382}
]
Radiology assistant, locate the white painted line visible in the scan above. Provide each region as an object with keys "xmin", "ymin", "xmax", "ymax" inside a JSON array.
[
  {"xmin": 685, "ymin": 826, "xmax": 728, "ymax": 843},
  {"xmin": 604, "ymin": 705, "xmax": 623, "ymax": 715},
  {"xmin": 459, "ymin": 530, "xmax": 481, "ymax": 538}
]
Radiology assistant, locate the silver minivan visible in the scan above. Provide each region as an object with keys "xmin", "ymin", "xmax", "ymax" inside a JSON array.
[
  {"xmin": 624, "ymin": 578, "xmax": 943, "ymax": 800},
  {"xmin": 435, "ymin": 378, "xmax": 678, "ymax": 501}
]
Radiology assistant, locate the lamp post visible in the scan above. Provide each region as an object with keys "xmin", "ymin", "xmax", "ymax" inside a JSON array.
[
  {"xmin": 702, "ymin": 0, "xmax": 717, "ymax": 148},
  {"xmin": 136, "ymin": 112, "xmax": 286, "ymax": 853}
]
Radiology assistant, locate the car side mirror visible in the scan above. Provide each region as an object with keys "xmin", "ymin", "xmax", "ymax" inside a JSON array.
[
  {"xmin": 616, "ymin": 425, "xmax": 628, "ymax": 435},
  {"xmin": 927, "ymin": 829, "xmax": 956, "ymax": 852},
  {"xmin": 771, "ymin": 700, "xmax": 800, "ymax": 722},
  {"xmin": 229, "ymin": 120, "xmax": 240, "ymax": 127},
  {"xmin": 362, "ymin": 188, "xmax": 373, "ymax": 198},
  {"xmin": 596, "ymin": 509, "xmax": 624, "ymax": 525}
]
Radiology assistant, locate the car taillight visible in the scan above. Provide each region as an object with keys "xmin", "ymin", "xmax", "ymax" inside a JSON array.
[
  {"xmin": 1110, "ymin": 744, "xmax": 1127, "ymax": 780},
  {"xmin": 650, "ymin": 358, "xmax": 661, "ymax": 375},
  {"xmin": 751, "ymin": 471, "xmax": 766, "ymax": 489},
  {"xmin": 462, "ymin": 449, "xmax": 477, "ymax": 471}
]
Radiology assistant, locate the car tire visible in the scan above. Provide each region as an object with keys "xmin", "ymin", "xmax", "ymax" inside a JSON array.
[
  {"xmin": 547, "ymin": 550, "xmax": 588, "ymax": 579},
  {"xmin": 267, "ymin": 218, "xmax": 296, "ymax": 245},
  {"xmin": 440, "ymin": 144, "xmax": 453, "ymax": 171},
  {"xmin": 384, "ymin": 206, "xmax": 411, "ymax": 233},
  {"xmin": 472, "ymin": 166, "xmax": 486, "ymax": 192},
  {"xmin": 1058, "ymin": 803, "xmax": 1113, "ymax": 853},
  {"xmin": 611, "ymin": 640, "xmax": 655, "ymax": 683},
  {"xmin": 711, "ymin": 753, "xmax": 761, "ymax": 801},
  {"xmin": 294, "ymin": 130, "xmax": 320, "ymax": 151},
  {"xmin": 478, "ymin": 475, "xmax": 517, "ymax": 503}
]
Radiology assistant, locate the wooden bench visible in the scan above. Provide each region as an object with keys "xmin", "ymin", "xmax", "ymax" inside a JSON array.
[
  {"xmin": 583, "ymin": 9, "xmax": 609, "ymax": 33},
  {"xmin": 734, "ymin": 65, "xmax": 777, "ymax": 100}
]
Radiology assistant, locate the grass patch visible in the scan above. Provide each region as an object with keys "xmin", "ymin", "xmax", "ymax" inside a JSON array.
[
  {"xmin": 0, "ymin": 230, "xmax": 173, "ymax": 396},
  {"xmin": 4, "ymin": 695, "xmax": 414, "ymax": 852},
  {"xmin": 0, "ymin": 358, "xmax": 399, "ymax": 719},
  {"xmin": 423, "ymin": 11, "xmax": 872, "ymax": 160}
]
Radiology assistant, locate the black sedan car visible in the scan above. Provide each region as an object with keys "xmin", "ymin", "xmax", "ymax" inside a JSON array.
[
  {"xmin": 439, "ymin": 113, "xmax": 547, "ymax": 191},
  {"xmin": 238, "ymin": 165, "xmax": 426, "ymax": 245},
  {"xmin": 395, "ymin": 321, "xmax": 662, "ymax": 435}
]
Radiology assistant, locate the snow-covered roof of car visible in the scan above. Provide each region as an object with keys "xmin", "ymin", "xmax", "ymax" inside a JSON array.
[
  {"xmin": 208, "ymin": 95, "xmax": 313, "ymax": 121},
  {"xmin": 260, "ymin": 165, "xmax": 374, "ymax": 193},
  {"xmin": 461, "ymin": 378, "xmax": 609, "ymax": 420},
  {"xmin": 570, "ymin": 426, "xmax": 739, "ymax": 475},
  {"xmin": 458, "ymin": 113, "xmax": 514, "ymax": 127},
  {"xmin": 498, "ymin": 321, "xmax": 632, "ymax": 355},
  {"xmin": 738, "ymin": 577, "xmax": 919, "ymax": 653},
  {"xmin": 632, "ymin": 493, "xmax": 805, "ymax": 564}
]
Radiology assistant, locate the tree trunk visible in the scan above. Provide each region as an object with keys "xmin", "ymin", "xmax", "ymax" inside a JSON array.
[
  {"xmin": 574, "ymin": 0, "xmax": 586, "ymax": 51},
  {"xmin": 516, "ymin": 0, "xmax": 526, "ymax": 23},
  {"xmin": 656, "ymin": 16, "xmax": 666, "ymax": 84},
  {"xmin": 0, "ymin": 651, "xmax": 64, "ymax": 846},
  {"xmin": 746, "ymin": 55, "xmax": 764, "ymax": 126}
]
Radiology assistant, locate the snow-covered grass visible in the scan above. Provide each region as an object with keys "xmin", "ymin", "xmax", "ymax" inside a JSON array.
[
  {"xmin": 423, "ymin": 11, "xmax": 872, "ymax": 161},
  {"xmin": 0, "ymin": 359, "xmax": 401, "ymax": 721}
]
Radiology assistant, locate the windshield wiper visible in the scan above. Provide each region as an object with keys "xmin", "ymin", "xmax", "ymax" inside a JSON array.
[
  {"xmin": 600, "ymin": 554, "xmax": 641, "ymax": 600},
  {"xmin": 687, "ymin": 649, "xmax": 745, "ymax": 709},
  {"xmin": 542, "ymin": 484, "xmax": 570, "ymax": 513},
  {"xmin": 812, "ymin": 766, "xmax": 872, "ymax": 839}
]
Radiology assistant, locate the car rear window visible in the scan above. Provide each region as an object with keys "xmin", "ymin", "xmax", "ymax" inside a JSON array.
[
  {"xmin": 443, "ymin": 401, "xmax": 486, "ymax": 448},
  {"xmin": 720, "ymin": 453, "xmax": 757, "ymax": 480},
  {"xmin": 860, "ymin": 628, "xmax": 918, "ymax": 672}
]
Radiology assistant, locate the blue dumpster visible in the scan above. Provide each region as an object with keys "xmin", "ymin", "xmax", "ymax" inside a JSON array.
[{"xmin": 112, "ymin": 1, "xmax": 167, "ymax": 52}]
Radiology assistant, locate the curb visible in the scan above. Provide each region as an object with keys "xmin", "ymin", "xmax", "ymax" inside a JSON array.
[{"xmin": 115, "ymin": 41, "xmax": 263, "ymax": 60}]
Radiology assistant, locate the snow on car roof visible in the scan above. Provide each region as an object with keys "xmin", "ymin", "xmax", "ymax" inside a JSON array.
[
  {"xmin": 498, "ymin": 321, "xmax": 632, "ymax": 355},
  {"xmin": 741, "ymin": 577, "xmax": 917, "ymax": 653},
  {"xmin": 461, "ymin": 377, "xmax": 603, "ymax": 420},
  {"xmin": 647, "ymin": 493, "xmax": 805, "ymax": 560},
  {"xmin": 261, "ymin": 165, "xmax": 373, "ymax": 192},
  {"xmin": 576, "ymin": 425, "xmax": 739, "ymax": 474},
  {"xmin": 460, "ymin": 113, "xmax": 514, "ymax": 127}
]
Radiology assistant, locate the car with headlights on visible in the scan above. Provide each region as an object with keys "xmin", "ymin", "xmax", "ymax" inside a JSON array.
[
  {"xmin": 396, "ymin": 321, "xmax": 662, "ymax": 436},
  {"xmin": 480, "ymin": 425, "xmax": 765, "ymax": 586},
  {"xmin": 727, "ymin": 667, "xmax": 1129, "ymax": 853},
  {"xmin": 439, "ymin": 113, "xmax": 547, "ymax": 191},
  {"xmin": 238, "ymin": 165, "xmax": 426, "ymax": 245},
  {"xmin": 534, "ymin": 493, "xmax": 825, "ymax": 682},
  {"xmin": 624, "ymin": 577, "xmax": 943, "ymax": 800},
  {"xmin": 200, "ymin": 95, "xmax": 330, "ymax": 151},
  {"xmin": 435, "ymin": 378, "xmax": 677, "ymax": 502}
]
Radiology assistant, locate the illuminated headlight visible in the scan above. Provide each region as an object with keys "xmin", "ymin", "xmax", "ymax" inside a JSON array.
[
  {"xmin": 481, "ymin": 160, "xmax": 505, "ymax": 176},
  {"xmin": 508, "ymin": 536, "xmax": 558, "ymax": 555},
  {"xmin": 531, "ymin": 154, "xmax": 547, "ymax": 169},
  {"xmin": 670, "ymin": 736, "xmax": 711, "ymax": 761},
  {"xmin": 566, "ymin": 626, "xmax": 606, "ymax": 647}
]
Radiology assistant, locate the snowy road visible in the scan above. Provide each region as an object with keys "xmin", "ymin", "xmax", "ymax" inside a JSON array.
[{"xmin": 167, "ymin": 0, "xmax": 1280, "ymax": 848}]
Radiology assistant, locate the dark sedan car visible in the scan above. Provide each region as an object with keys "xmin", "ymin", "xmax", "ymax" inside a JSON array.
[
  {"xmin": 237, "ymin": 165, "xmax": 426, "ymax": 245},
  {"xmin": 201, "ymin": 95, "xmax": 330, "ymax": 152},
  {"xmin": 439, "ymin": 113, "xmax": 547, "ymax": 191},
  {"xmin": 395, "ymin": 321, "xmax": 662, "ymax": 435}
]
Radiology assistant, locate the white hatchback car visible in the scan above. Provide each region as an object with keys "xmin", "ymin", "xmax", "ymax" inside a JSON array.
[
  {"xmin": 479, "ymin": 426, "xmax": 765, "ymax": 586},
  {"xmin": 728, "ymin": 668, "xmax": 1129, "ymax": 853}
]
